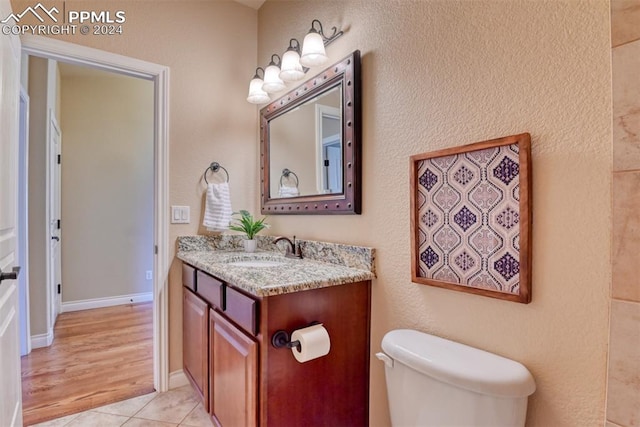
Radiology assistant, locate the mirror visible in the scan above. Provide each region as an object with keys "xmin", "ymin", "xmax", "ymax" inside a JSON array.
[
  {"xmin": 261, "ymin": 50, "xmax": 361, "ymax": 214},
  {"xmin": 269, "ymin": 85, "xmax": 342, "ymax": 197}
]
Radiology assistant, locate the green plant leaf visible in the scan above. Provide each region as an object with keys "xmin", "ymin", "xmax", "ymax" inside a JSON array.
[{"xmin": 229, "ymin": 210, "xmax": 268, "ymax": 240}]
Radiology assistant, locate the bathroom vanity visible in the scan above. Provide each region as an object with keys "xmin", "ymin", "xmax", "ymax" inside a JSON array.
[{"xmin": 177, "ymin": 236, "xmax": 375, "ymax": 427}]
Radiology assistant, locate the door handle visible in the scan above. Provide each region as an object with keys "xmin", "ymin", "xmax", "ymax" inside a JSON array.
[
  {"xmin": 52, "ymin": 236, "xmax": 60, "ymax": 241},
  {"xmin": 0, "ymin": 266, "xmax": 21, "ymax": 284}
]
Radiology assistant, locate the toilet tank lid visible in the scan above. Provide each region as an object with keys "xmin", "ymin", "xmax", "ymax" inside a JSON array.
[{"xmin": 381, "ymin": 329, "xmax": 536, "ymax": 398}]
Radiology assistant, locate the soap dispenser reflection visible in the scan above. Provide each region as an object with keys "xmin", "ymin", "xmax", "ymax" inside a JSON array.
[{"xmin": 274, "ymin": 236, "xmax": 302, "ymax": 259}]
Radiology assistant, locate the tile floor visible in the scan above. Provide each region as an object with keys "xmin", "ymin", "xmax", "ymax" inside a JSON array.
[{"xmin": 32, "ymin": 385, "xmax": 213, "ymax": 427}]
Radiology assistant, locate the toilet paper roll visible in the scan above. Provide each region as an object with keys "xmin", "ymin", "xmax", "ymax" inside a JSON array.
[{"xmin": 291, "ymin": 324, "xmax": 331, "ymax": 363}]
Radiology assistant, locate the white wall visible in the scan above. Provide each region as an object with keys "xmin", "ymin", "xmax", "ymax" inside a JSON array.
[{"xmin": 60, "ymin": 70, "xmax": 154, "ymax": 303}]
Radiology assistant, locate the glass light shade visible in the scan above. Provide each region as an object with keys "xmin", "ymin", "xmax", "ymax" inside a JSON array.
[
  {"xmin": 246, "ymin": 77, "xmax": 270, "ymax": 104},
  {"xmin": 262, "ymin": 64, "xmax": 286, "ymax": 93},
  {"xmin": 279, "ymin": 50, "xmax": 305, "ymax": 82},
  {"xmin": 300, "ymin": 31, "xmax": 328, "ymax": 67}
]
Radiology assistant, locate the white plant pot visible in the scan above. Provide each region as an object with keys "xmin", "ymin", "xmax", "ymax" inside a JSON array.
[{"xmin": 244, "ymin": 239, "xmax": 257, "ymax": 253}]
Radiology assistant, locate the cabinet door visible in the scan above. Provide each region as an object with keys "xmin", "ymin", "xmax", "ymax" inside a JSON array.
[
  {"xmin": 209, "ymin": 309, "xmax": 258, "ymax": 427},
  {"xmin": 183, "ymin": 288, "xmax": 209, "ymax": 410}
]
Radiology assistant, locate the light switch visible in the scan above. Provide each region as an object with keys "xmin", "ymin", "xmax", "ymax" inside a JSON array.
[{"xmin": 171, "ymin": 206, "xmax": 190, "ymax": 224}]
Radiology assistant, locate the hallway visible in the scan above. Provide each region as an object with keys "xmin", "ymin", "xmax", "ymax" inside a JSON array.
[{"xmin": 21, "ymin": 303, "xmax": 154, "ymax": 425}]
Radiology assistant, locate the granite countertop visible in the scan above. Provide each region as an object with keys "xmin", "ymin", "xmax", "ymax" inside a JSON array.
[{"xmin": 176, "ymin": 235, "xmax": 376, "ymax": 297}]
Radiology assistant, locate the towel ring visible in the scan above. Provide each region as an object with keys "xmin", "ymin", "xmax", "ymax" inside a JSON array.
[
  {"xmin": 204, "ymin": 162, "xmax": 229, "ymax": 184},
  {"xmin": 280, "ymin": 168, "xmax": 299, "ymax": 187}
]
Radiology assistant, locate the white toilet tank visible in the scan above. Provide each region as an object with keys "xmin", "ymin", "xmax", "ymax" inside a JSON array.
[{"xmin": 377, "ymin": 329, "xmax": 536, "ymax": 427}]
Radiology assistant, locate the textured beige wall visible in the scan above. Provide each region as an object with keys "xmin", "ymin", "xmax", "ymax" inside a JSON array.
[
  {"xmin": 60, "ymin": 72, "xmax": 154, "ymax": 302},
  {"xmin": 258, "ymin": 1, "xmax": 612, "ymax": 426},
  {"xmin": 11, "ymin": 0, "xmax": 258, "ymax": 368}
]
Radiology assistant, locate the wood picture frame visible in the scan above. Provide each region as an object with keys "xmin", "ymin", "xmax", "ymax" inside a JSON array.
[{"xmin": 410, "ymin": 133, "xmax": 532, "ymax": 303}]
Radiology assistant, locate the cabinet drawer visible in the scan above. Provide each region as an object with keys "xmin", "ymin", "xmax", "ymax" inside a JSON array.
[
  {"xmin": 182, "ymin": 264, "xmax": 197, "ymax": 292},
  {"xmin": 225, "ymin": 287, "xmax": 258, "ymax": 336},
  {"xmin": 196, "ymin": 271, "xmax": 224, "ymax": 309}
]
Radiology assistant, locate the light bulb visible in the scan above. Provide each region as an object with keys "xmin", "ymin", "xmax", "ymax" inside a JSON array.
[
  {"xmin": 279, "ymin": 49, "xmax": 305, "ymax": 82},
  {"xmin": 300, "ymin": 31, "xmax": 328, "ymax": 67},
  {"xmin": 246, "ymin": 77, "xmax": 270, "ymax": 104},
  {"xmin": 262, "ymin": 64, "xmax": 286, "ymax": 93}
]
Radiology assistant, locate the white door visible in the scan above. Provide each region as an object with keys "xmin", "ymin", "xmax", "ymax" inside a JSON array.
[
  {"xmin": 323, "ymin": 141, "xmax": 342, "ymax": 193},
  {"xmin": 48, "ymin": 116, "xmax": 61, "ymax": 322},
  {"xmin": 0, "ymin": 0, "xmax": 24, "ymax": 423},
  {"xmin": 315, "ymin": 104, "xmax": 341, "ymax": 193}
]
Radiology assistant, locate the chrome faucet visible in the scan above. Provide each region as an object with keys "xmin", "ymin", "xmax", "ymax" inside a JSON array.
[{"xmin": 274, "ymin": 236, "xmax": 302, "ymax": 259}]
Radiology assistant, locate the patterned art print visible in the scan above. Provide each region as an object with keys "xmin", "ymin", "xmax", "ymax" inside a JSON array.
[{"xmin": 411, "ymin": 134, "xmax": 532, "ymax": 303}]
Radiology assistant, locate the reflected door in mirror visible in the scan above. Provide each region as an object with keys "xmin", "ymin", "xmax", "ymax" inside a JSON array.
[{"xmin": 318, "ymin": 104, "xmax": 342, "ymax": 194}]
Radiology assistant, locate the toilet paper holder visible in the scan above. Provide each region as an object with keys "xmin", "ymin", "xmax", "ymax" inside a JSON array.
[{"xmin": 271, "ymin": 321, "xmax": 320, "ymax": 350}]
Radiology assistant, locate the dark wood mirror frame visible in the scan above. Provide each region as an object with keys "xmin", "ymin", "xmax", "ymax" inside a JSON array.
[{"xmin": 260, "ymin": 50, "xmax": 361, "ymax": 215}]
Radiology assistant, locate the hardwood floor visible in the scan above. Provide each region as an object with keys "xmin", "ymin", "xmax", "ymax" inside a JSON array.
[{"xmin": 21, "ymin": 302, "xmax": 155, "ymax": 426}]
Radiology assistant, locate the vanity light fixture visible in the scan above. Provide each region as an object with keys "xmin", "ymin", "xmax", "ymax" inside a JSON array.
[
  {"xmin": 279, "ymin": 39, "xmax": 305, "ymax": 82},
  {"xmin": 300, "ymin": 19, "xmax": 340, "ymax": 67},
  {"xmin": 246, "ymin": 67, "xmax": 270, "ymax": 104},
  {"xmin": 262, "ymin": 54, "xmax": 287, "ymax": 93},
  {"xmin": 246, "ymin": 19, "xmax": 344, "ymax": 105}
]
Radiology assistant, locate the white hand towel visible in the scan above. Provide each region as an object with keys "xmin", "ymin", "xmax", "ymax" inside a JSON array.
[
  {"xmin": 203, "ymin": 182, "xmax": 232, "ymax": 232},
  {"xmin": 278, "ymin": 185, "xmax": 300, "ymax": 198}
]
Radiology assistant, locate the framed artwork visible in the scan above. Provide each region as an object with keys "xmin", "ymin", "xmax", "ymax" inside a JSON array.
[{"xmin": 410, "ymin": 133, "xmax": 532, "ymax": 303}]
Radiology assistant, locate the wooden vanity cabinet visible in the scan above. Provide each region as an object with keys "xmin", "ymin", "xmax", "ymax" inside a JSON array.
[
  {"xmin": 182, "ymin": 288, "xmax": 209, "ymax": 410},
  {"xmin": 209, "ymin": 308, "xmax": 258, "ymax": 427},
  {"xmin": 182, "ymin": 262, "xmax": 371, "ymax": 427},
  {"xmin": 258, "ymin": 281, "xmax": 371, "ymax": 426}
]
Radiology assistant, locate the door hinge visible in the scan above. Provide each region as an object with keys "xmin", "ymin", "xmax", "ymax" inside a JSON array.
[
  {"xmin": 57, "ymin": 284, "xmax": 61, "ymax": 294},
  {"xmin": 57, "ymin": 219, "xmax": 61, "ymax": 229},
  {"xmin": 324, "ymin": 159, "xmax": 330, "ymax": 167},
  {"xmin": 154, "ymin": 245, "xmax": 158, "ymax": 255},
  {"xmin": 57, "ymin": 154, "xmax": 61, "ymax": 164}
]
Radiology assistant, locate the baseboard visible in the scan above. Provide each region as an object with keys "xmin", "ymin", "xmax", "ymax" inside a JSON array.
[
  {"xmin": 169, "ymin": 370, "xmax": 189, "ymax": 389},
  {"xmin": 31, "ymin": 328, "xmax": 54, "ymax": 349},
  {"xmin": 62, "ymin": 292, "xmax": 153, "ymax": 313}
]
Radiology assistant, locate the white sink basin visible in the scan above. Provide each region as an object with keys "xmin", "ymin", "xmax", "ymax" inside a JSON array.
[{"xmin": 229, "ymin": 260, "xmax": 286, "ymax": 268}]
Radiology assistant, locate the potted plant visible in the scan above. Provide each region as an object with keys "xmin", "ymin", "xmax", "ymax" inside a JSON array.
[{"xmin": 229, "ymin": 210, "xmax": 268, "ymax": 253}]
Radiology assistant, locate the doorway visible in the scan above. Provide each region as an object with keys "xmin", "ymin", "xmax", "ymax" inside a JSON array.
[
  {"xmin": 315, "ymin": 104, "xmax": 341, "ymax": 194},
  {"xmin": 47, "ymin": 115, "xmax": 61, "ymax": 329},
  {"xmin": 55, "ymin": 61, "xmax": 155, "ymax": 312},
  {"xmin": 19, "ymin": 35, "xmax": 170, "ymax": 393}
]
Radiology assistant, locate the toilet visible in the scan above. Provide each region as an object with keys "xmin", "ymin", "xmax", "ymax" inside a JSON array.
[{"xmin": 376, "ymin": 329, "xmax": 536, "ymax": 427}]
